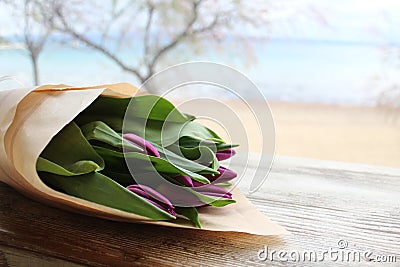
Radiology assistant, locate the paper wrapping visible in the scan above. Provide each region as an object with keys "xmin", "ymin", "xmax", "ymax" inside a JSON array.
[{"xmin": 0, "ymin": 83, "xmax": 287, "ymax": 236}]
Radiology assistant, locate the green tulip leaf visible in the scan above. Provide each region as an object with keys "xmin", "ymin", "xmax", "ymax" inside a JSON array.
[
  {"xmin": 192, "ymin": 190, "xmax": 236, "ymax": 207},
  {"xmin": 39, "ymin": 171, "xmax": 175, "ymax": 220},
  {"xmin": 81, "ymin": 121, "xmax": 142, "ymax": 152},
  {"xmin": 75, "ymin": 95, "xmax": 193, "ymax": 133},
  {"xmin": 152, "ymin": 143, "xmax": 219, "ymax": 174},
  {"xmin": 100, "ymin": 169, "xmax": 135, "ymax": 185},
  {"xmin": 177, "ymin": 136, "xmax": 238, "ymax": 151},
  {"xmin": 165, "ymin": 144, "xmax": 220, "ymax": 171},
  {"xmin": 127, "ymin": 95, "xmax": 192, "ymax": 123},
  {"xmin": 179, "ymin": 121, "xmax": 224, "ymax": 143},
  {"xmin": 214, "ymin": 182, "xmax": 233, "ymax": 187},
  {"xmin": 37, "ymin": 122, "xmax": 104, "ymax": 175},
  {"xmin": 93, "ymin": 146, "xmax": 212, "ymax": 184},
  {"xmin": 37, "ymin": 157, "xmax": 101, "ymax": 176},
  {"xmin": 175, "ymin": 207, "xmax": 202, "ymax": 228},
  {"xmin": 74, "ymin": 97, "xmax": 130, "ymax": 132}
]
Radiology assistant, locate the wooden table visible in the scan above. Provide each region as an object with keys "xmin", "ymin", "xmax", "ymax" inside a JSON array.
[{"xmin": 0, "ymin": 156, "xmax": 399, "ymax": 266}]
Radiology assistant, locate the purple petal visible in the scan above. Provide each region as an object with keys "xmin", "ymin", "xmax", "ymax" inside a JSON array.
[
  {"xmin": 193, "ymin": 182, "xmax": 232, "ymax": 195},
  {"xmin": 156, "ymin": 183, "xmax": 205, "ymax": 207},
  {"xmin": 127, "ymin": 186, "xmax": 149, "ymax": 198},
  {"xmin": 123, "ymin": 133, "xmax": 160, "ymax": 158},
  {"xmin": 155, "ymin": 182, "xmax": 232, "ymax": 207},
  {"xmin": 173, "ymin": 175, "xmax": 194, "ymax": 187},
  {"xmin": 127, "ymin": 184, "xmax": 176, "ymax": 216},
  {"xmin": 127, "ymin": 184, "xmax": 172, "ymax": 207},
  {"xmin": 145, "ymin": 199, "xmax": 176, "ymax": 216},
  {"xmin": 204, "ymin": 166, "xmax": 237, "ymax": 183},
  {"xmin": 216, "ymin": 148, "xmax": 236, "ymax": 161}
]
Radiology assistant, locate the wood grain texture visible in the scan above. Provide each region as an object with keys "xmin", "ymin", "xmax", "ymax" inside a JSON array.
[{"xmin": 0, "ymin": 155, "xmax": 399, "ymax": 266}]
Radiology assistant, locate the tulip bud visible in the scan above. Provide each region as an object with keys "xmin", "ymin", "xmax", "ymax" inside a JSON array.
[
  {"xmin": 173, "ymin": 175, "xmax": 194, "ymax": 187},
  {"xmin": 216, "ymin": 148, "xmax": 236, "ymax": 161},
  {"xmin": 123, "ymin": 133, "xmax": 160, "ymax": 157},
  {"xmin": 127, "ymin": 184, "xmax": 176, "ymax": 216},
  {"xmin": 204, "ymin": 166, "xmax": 237, "ymax": 183},
  {"xmin": 192, "ymin": 180, "xmax": 232, "ymax": 199}
]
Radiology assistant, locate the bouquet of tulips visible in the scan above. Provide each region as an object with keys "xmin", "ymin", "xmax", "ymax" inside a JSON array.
[
  {"xmin": 0, "ymin": 83, "xmax": 286, "ymax": 235},
  {"xmin": 37, "ymin": 93, "xmax": 238, "ymax": 227}
]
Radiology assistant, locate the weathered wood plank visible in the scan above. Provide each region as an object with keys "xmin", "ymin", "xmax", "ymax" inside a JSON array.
[
  {"xmin": 0, "ymin": 245, "xmax": 84, "ymax": 267},
  {"xmin": 243, "ymin": 156, "xmax": 400, "ymax": 266},
  {"xmin": 0, "ymin": 155, "xmax": 398, "ymax": 266}
]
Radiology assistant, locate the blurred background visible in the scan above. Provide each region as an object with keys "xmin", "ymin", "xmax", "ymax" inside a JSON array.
[{"xmin": 0, "ymin": 0, "xmax": 399, "ymax": 167}]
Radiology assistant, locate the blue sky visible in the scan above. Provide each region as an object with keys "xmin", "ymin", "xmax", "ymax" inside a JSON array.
[
  {"xmin": 264, "ymin": 0, "xmax": 400, "ymax": 44},
  {"xmin": 1, "ymin": 0, "xmax": 399, "ymax": 44}
]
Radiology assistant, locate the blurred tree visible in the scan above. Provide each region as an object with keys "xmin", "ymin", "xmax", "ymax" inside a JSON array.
[
  {"xmin": 3, "ymin": 0, "xmax": 54, "ymax": 86},
  {"xmin": 47, "ymin": 0, "xmax": 269, "ymax": 92},
  {"xmin": 23, "ymin": 0, "xmax": 53, "ymax": 86},
  {"xmin": 374, "ymin": 47, "xmax": 400, "ymax": 111}
]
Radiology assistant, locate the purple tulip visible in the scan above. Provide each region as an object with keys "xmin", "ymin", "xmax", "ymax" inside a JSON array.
[
  {"xmin": 172, "ymin": 175, "xmax": 232, "ymax": 199},
  {"xmin": 127, "ymin": 184, "xmax": 176, "ymax": 216},
  {"xmin": 203, "ymin": 166, "xmax": 237, "ymax": 183},
  {"xmin": 216, "ymin": 148, "xmax": 236, "ymax": 161},
  {"xmin": 156, "ymin": 178, "xmax": 232, "ymax": 207},
  {"xmin": 192, "ymin": 180, "xmax": 232, "ymax": 199},
  {"xmin": 123, "ymin": 133, "xmax": 160, "ymax": 158},
  {"xmin": 156, "ymin": 183, "xmax": 204, "ymax": 206},
  {"xmin": 172, "ymin": 172, "xmax": 234, "ymax": 200},
  {"xmin": 173, "ymin": 175, "xmax": 194, "ymax": 187}
]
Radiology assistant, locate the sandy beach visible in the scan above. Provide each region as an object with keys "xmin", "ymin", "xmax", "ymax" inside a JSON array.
[
  {"xmin": 176, "ymin": 100, "xmax": 400, "ymax": 169},
  {"xmin": 270, "ymin": 102, "xmax": 400, "ymax": 168}
]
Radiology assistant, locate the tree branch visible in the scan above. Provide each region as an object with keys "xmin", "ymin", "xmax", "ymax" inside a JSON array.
[
  {"xmin": 54, "ymin": 6, "xmax": 144, "ymax": 81},
  {"xmin": 191, "ymin": 14, "xmax": 220, "ymax": 35},
  {"xmin": 33, "ymin": 28, "xmax": 51, "ymax": 55},
  {"xmin": 101, "ymin": 1, "xmax": 135, "ymax": 43},
  {"xmin": 23, "ymin": 0, "xmax": 34, "ymax": 51},
  {"xmin": 146, "ymin": 0, "xmax": 203, "ymax": 77},
  {"xmin": 143, "ymin": 2, "xmax": 154, "ymax": 63}
]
